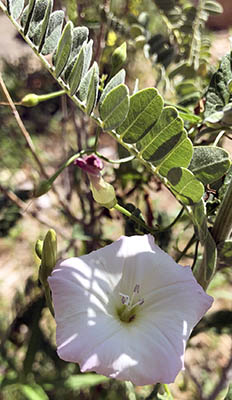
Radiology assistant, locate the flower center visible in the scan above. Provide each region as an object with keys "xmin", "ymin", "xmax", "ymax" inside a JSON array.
[{"xmin": 117, "ymin": 284, "xmax": 144, "ymax": 323}]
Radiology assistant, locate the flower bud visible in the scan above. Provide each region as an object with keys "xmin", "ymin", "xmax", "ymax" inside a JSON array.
[
  {"xmin": 90, "ymin": 176, "xmax": 117, "ymax": 209},
  {"xmin": 35, "ymin": 239, "xmax": 43, "ymax": 259},
  {"xmin": 34, "ymin": 180, "xmax": 52, "ymax": 197},
  {"xmin": 74, "ymin": 154, "xmax": 117, "ymax": 209},
  {"xmin": 111, "ymin": 42, "xmax": 127, "ymax": 76},
  {"xmin": 39, "ymin": 229, "xmax": 57, "ymax": 284},
  {"xmin": 21, "ymin": 93, "xmax": 40, "ymax": 107}
]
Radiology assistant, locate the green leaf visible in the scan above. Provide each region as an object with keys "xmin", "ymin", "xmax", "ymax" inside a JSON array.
[
  {"xmin": 69, "ymin": 46, "xmax": 85, "ymax": 95},
  {"xmin": 26, "ymin": 0, "xmax": 49, "ymax": 43},
  {"xmin": 22, "ymin": 0, "xmax": 36, "ymax": 35},
  {"xmin": 41, "ymin": 10, "xmax": 64, "ymax": 55},
  {"xmin": 64, "ymin": 374, "xmax": 108, "ymax": 390},
  {"xmin": 54, "ymin": 21, "xmax": 73, "ymax": 77},
  {"xmin": 7, "ymin": 0, "xmax": 24, "ymax": 19},
  {"xmin": 136, "ymin": 107, "xmax": 185, "ymax": 162},
  {"xmin": 99, "ymin": 69, "xmax": 126, "ymax": 107},
  {"xmin": 78, "ymin": 62, "xmax": 99, "ymax": 115},
  {"xmin": 204, "ymin": 52, "xmax": 232, "ymax": 118},
  {"xmin": 167, "ymin": 167, "xmax": 204, "ymax": 204},
  {"xmin": 117, "ymin": 88, "xmax": 163, "ymax": 143},
  {"xmin": 189, "ymin": 146, "xmax": 231, "ymax": 185},
  {"xmin": 158, "ymin": 135, "xmax": 193, "ymax": 177},
  {"xmin": 20, "ymin": 384, "xmax": 49, "ymax": 400},
  {"xmin": 204, "ymin": 0, "xmax": 223, "ymax": 15},
  {"xmin": 82, "ymin": 39, "xmax": 93, "ymax": 77},
  {"xmin": 99, "ymin": 84, "xmax": 130, "ymax": 131},
  {"xmin": 38, "ymin": 0, "xmax": 53, "ymax": 52},
  {"xmin": 64, "ymin": 26, "xmax": 89, "ymax": 81},
  {"xmin": 224, "ymin": 384, "xmax": 232, "ymax": 400}
]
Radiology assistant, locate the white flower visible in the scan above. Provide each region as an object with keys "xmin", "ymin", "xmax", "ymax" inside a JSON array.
[{"xmin": 48, "ymin": 235, "xmax": 213, "ymax": 386}]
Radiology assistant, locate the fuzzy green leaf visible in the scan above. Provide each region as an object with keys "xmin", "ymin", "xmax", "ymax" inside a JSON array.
[
  {"xmin": 99, "ymin": 84, "xmax": 130, "ymax": 131},
  {"xmin": 54, "ymin": 21, "xmax": 73, "ymax": 77},
  {"xmin": 99, "ymin": 69, "xmax": 126, "ymax": 107},
  {"xmin": 204, "ymin": 52, "xmax": 232, "ymax": 118},
  {"xmin": 69, "ymin": 46, "xmax": 85, "ymax": 95},
  {"xmin": 82, "ymin": 39, "xmax": 93, "ymax": 77},
  {"xmin": 41, "ymin": 10, "xmax": 64, "ymax": 55},
  {"xmin": 22, "ymin": 0, "xmax": 36, "ymax": 35},
  {"xmin": 25, "ymin": 0, "xmax": 49, "ymax": 43},
  {"xmin": 7, "ymin": 0, "xmax": 24, "ymax": 19},
  {"xmin": 64, "ymin": 26, "xmax": 89, "ymax": 81},
  {"xmin": 117, "ymin": 88, "xmax": 163, "ymax": 143},
  {"xmin": 38, "ymin": 0, "xmax": 53, "ymax": 52},
  {"xmin": 189, "ymin": 146, "xmax": 231, "ymax": 185},
  {"xmin": 168, "ymin": 167, "xmax": 204, "ymax": 204},
  {"xmin": 20, "ymin": 384, "xmax": 49, "ymax": 400},
  {"xmin": 78, "ymin": 62, "xmax": 99, "ymax": 115}
]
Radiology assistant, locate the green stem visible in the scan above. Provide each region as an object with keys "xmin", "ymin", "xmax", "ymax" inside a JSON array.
[
  {"xmin": 212, "ymin": 177, "xmax": 232, "ymax": 244},
  {"xmin": 47, "ymin": 149, "xmax": 91, "ymax": 184},
  {"xmin": 95, "ymin": 151, "xmax": 135, "ymax": 164},
  {"xmin": 36, "ymin": 89, "xmax": 65, "ymax": 103},
  {"xmin": 175, "ymin": 234, "xmax": 197, "ymax": 263},
  {"xmin": 114, "ymin": 203, "xmax": 157, "ymax": 236},
  {"xmin": 163, "ymin": 384, "xmax": 174, "ymax": 399}
]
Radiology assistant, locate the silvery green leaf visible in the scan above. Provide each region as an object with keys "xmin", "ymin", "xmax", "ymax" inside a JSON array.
[
  {"xmin": 7, "ymin": 0, "xmax": 24, "ymax": 19},
  {"xmin": 69, "ymin": 47, "xmax": 85, "ymax": 95},
  {"xmin": 189, "ymin": 146, "xmax": 230, "ymax": 185},
  {"xmin": 38, "ymin": 0, "xmax": 53, "ymax": 52},
  {"xmin": 63, "ymin": 26, "xmax": 89, "ymax": 81},
  {"xmin": 26, "ymin": 0, "xmax": 49, "ymax": 42},
  {"xmin": 41, "ymin": 10, "xmax": 64, "ymax": 55},
  {"xmin": 99, "ymin": 84, "xmax": 129, "ymax": 131},
  {"xmin": 78, "ymin": 62, "xmax": 99, "ymax": 115},
  {"xmin": 54, "ymin": 21, "xmax": 73, "ymax": 77},
  {"xmin": 82, "ymin": 39, "xmax": 93, "ymax": 77},
  {"xmin": 22, "ymin": 0, "xmax": 36, "ymax": 34}
]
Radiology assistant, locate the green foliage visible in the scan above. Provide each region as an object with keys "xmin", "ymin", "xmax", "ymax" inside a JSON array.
[
  {"xmin": 189, "ymin": 147, "xmax": 231, "ymax": 185},
  {"xmin": 204, "ymin": 52, "xmax": 232, "ymax": 119}
]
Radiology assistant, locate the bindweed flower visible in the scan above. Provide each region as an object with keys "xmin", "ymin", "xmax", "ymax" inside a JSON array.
[
  {"xmin": 74, "ymin": 154, "xmax": 117, "ymax": 209},
  {"xmin": 48, "ymin": 235, "xmax": 213, "ymax": 386}
]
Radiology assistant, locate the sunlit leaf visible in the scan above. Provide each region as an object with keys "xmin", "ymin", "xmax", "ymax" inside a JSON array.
[
  {"xmin": 99, "ymin": 84, "xmax": 130, "ymax": 130},
  {"xmin": 99, "ymin": 69, "xmax": 126, "ymax": 107},
  {"xmin": 168, "ymin": 167, "xmax": 204, "ymax": 204},
  {"xmin": 117, "ymin": 88, "xmax": 163, "ymax": 143},
  {"xmin": 64, "ymin": 374, "xmax": 108, "ymax": 390}
]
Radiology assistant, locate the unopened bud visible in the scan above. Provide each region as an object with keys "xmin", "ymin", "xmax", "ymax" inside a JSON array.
[
  {"xmin": 35, "ymin": 239, "xmax": 43, "ymax": 259},
  {"xmin": 21, "ymin": 93, "xmax": 40, "ymax": 107},
  {"xmin": 39, "ymin": 229, "xmax": 57, "ymax": 284},
  {"xmin": 111, "ymin": 42, "xmax": 127, "ymax": 76},
  {"xmin": 34, "ymin": 180, "xmax": 52, "ymax": 197}
]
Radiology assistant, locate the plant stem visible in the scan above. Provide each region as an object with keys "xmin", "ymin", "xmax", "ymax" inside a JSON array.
[
  {"xmin": 114, "ymin": 203, "xmax": 157, "ymax": 236},
  {"xmin": 212, "ymin": 177, "xmax": 232, "ymax": 244}
]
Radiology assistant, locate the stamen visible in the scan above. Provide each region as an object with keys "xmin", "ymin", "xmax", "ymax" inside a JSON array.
[
  {"xmin": 119, "ymin": 292, "xmax": 130, "ymax": 305},
  {"xmin": 134, "ymin": 284, "xmax": 140, "ymax": 294}
]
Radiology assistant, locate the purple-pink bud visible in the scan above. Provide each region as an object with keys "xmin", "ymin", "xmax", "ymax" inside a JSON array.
[{"xmin": 74, "ymin": 154, "xmax": 103, "ymax": 176}]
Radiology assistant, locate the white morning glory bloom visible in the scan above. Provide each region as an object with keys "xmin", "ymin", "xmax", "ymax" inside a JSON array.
[{"xmin": 48, "ymin": 235, "xmax": 213, "ymax": 386}]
